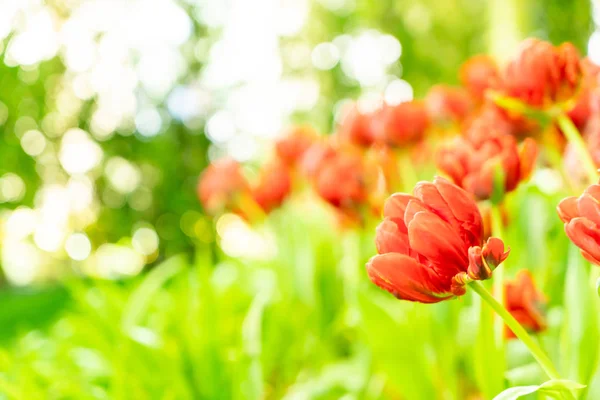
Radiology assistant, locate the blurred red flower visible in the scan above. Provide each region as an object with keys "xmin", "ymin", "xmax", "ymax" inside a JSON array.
[
  {"xmin": 375, "ymin": 101, "xmax": 430, "ymax": 147},
  {"xmin": 557, "ymin": 181, "xmax": 600, "ymax": 265},
  {"xmin": 314, "ymin": 149, "xmax": 371, "ymax": 210},
  {"xmin": 505, "ymin": 270, "xmax": 547, "ymax": 339},
  {"xmin": 299, "ymin": 140, "xmax": 338, "ymax": 179},
  {"xmin": 198, "ymin": 158, "xmax": 250, "ymax": 214},
  {"xmin": 460, "ymin": 55, "xmax": 501, "ymax": 102},
  {"xmin": 465, "ymin": 103, "xmax": 538, "ymax": 138},
  {"xmin": 275, "ymin": 125, "xmax": 318, "ymax": 167},
  {"xmin": 425, "ymin": 85, "xmax": 473, "ymax": 124},
  {"xmin": 337, "ymin": 104, "xmax": 378, "ymax": 147},
  {"xmin": 366, "ymin": 177, "xmax": 509, "ymax": 303},
  {"xmin": 504, "ymin": 39, "xmax": 582, "ymax": 108},
  {"xmin": 436, "ymin": 131, "xmax": 538, "ymax": 201},
  {"xmin": 252, "ymin": 160, "xmax": 292, "ymax": 212}
]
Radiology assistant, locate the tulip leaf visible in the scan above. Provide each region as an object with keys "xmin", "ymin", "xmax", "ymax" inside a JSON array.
[
  {"xmin": 493, "ymin": 379, "xmax": 585, "ymax": 400},
  {"xmin": 492, "ymin": 385, "xmax": 539, "ymax": 400}
]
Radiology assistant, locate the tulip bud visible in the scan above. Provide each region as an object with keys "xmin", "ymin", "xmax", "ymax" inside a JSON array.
[
  {"xmin": 197, "ymin": 158, "xmax": 250, "ymax": 215},
  {"xmin": 505, "ymin": 271, "xmax": 547, "ymax": 339},
  {"xmin": 460, "ymin": 55, "xmax": 501, "ymax": 102},
  {"xmin": 375, "ymin": 101, "xmax": 429, "ymax": 147},
  {"xmin": 251, "ymin": 160, "xmax": 292, "ymax": 212},
  {"xmin": 425, "ymin": 85, "xmax": 473, "ymax": 124},
  {"xmin": 504, "ymin": 38, "xmax": 583, "ymax": 108},
  {"xmin": 467, "ymin": 246, "xmax": 492, "ymax": 281},
  {"xmin": 437, "ymin": 132, "xmax": 538, "ymax": 201},
  {"xmin": 337, "ymin": 104, "xmax": 378, "ymax": 147},
  {"xmin": 275, "ymin": 125, "xmax": 318, "ymax": 167},
  {"xmin": 482, "ymin": 237, "xmax": 510, "ymax": 269}
]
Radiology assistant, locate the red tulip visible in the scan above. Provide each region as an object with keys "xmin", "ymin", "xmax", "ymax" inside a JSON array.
[
  {"xmin": 375, "ymin": 101, "xmax": 430, "ymax": 147},
  {"xmin": 425, "ymin": 85, "xmax": 473, "ymax": 124},
  {"xmin": 366, "ymin": 177, "xmax": 509, "ymax": 303},
  {"xmin": 198, "ymin": 158, "xmax": 250, "ymax": 214},
  {"xmin": 460, "ymin": 55, "xmax": 501, "ymax": 102},
  {"xmin": 314, "ymin": 149, "xmax": 371, "ymax": 210},
  {"xmin": 436, "ymin": 131, "xmax": 538, "ymax": 200},
  {"xmin": 337, "ymin": 104, "xmax": 378, "ymax": 147},
  {"xmin": 275, "ymin": 125, "xmax": 317, "ymax": 167},
  {"xmin": 465, "ymin": 102, "xmax": 539, "ymax": 138},
  {"xmin": 557, "ymin": 181, "xmax": 600, "ymax": 265},
  {"xmin": 252, "ymin": 160, "xmax": 292, "ymax": 212},
  {"xmin": 505, "ymin": 270, "xmax": 547, "ymax": 339},
  {"xmin": 299, "ymin": 140, "xmax": 337, "ymax": 179},
  {"xmin": 504, "ymin": 39, "xmax": 582, "ymax": 108}
]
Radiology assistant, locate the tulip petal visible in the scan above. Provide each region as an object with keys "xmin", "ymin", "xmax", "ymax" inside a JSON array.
[
  {"xmin": 366, "ymin": 253, "xmax": 454, "ymax": 303},
  {"xmin": 557, "ymin": 196, "xmax": 579, "ymax": 223},
  {"xmin": 375, "ymin": 218, "xmax": 410, "ymax": 255},
  {"xmin": 585, "ymin": 184, "xmax": 600, "ymax": 202},
  {"xmin": 436, "ymin": 148, "xmax": 467, "ymax": 185},
  {"xmin": 433, "ymin": 176, "xmax": 484, "ymax": 245},
  {"xmin": 577, "ymin": 194, "xmax": 600, "ymax": 227},
  {"xmin": 407, "ymin": 211, "xmax": 469, "ymax": 276},
  {"xmin": 414, "ymin": 182, "xmax": 461, "ymax": 233},
  {"xmin": 565, "ymin": 217, "xmax": 600, "ymax": 266},
  {"xmin": 482, "ymin": 237, "xmax": 510, "ymax": 268},
  {"xmin": 581, "ymin": 249, "xmax": 600, "ymax": 266},
  {"xmin": 404, "ymin": 199, "xmax": 430, "ymax": 225},
  {"xmin": 383, "ymin": 193, "xmax": 417, "ymax": 231}
]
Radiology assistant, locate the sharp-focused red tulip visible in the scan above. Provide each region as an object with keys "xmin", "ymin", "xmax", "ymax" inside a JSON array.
[
  {"xmin": 557, "ymin": 181, "xmax": 600, "ymax": 265},
  {"xmin": 275, "ymin": 125, "xmax": 318, "ymax": 167},
  {"xmin": 337, "ymin": 104, "xmax": 378, "ymax": 147},
  {"xmin": 504, "ymin": 39, "xmax": 582, "ymax": 108},
  {"xmin": 198, "ymin": 158, "xmax": 250, "ymax": 214},
  {"xmin": 504, "ymin": 270, "xmax": 547, "ymax": 339},
  {"xmin": 425, "ymin": 85, "xmax": 473, "ymax": 124},
  {"xmin": 366, "ymin": 177, "xmax": 509, "ymax": 303},
  {"xmin": 460, "ymin": 55, "xmax": 501, "ymax": 102},
  {"xmin": 375, "ymin": 101, "xmax": 430, "ymax": 147},
  {"xmin": 436, "ymin": 131, "xmax": 538, "ymax": 201},
  {"xmin": 252, "ymin": 160, "xmax": 292, "ymax": 212}
]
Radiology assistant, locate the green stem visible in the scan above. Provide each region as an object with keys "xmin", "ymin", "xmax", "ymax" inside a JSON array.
[
  {"xmin": 556, "ymin": 113, "xmax": 598, "ymax": 185},
  {"xmin": 397, "ymin": 150, "xmax": 418, "ymax": 192},
  {"xmin": 469, "ymin": 281, "xmax": 561, "ymax": 381},
  {"xmin": 490, "ymin": 205, "xmax": 505, "ymax": 346}
]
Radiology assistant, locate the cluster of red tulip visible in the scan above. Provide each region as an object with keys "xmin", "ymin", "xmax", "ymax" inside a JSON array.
[{"xmin": 198, "ymin": 38, "xmax": 600, "ymax": 382}]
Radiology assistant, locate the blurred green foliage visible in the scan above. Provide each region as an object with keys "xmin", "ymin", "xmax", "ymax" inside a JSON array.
[{"xmin": 0, "ymin": 0, "xmax": 599, "ymax": 398}]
